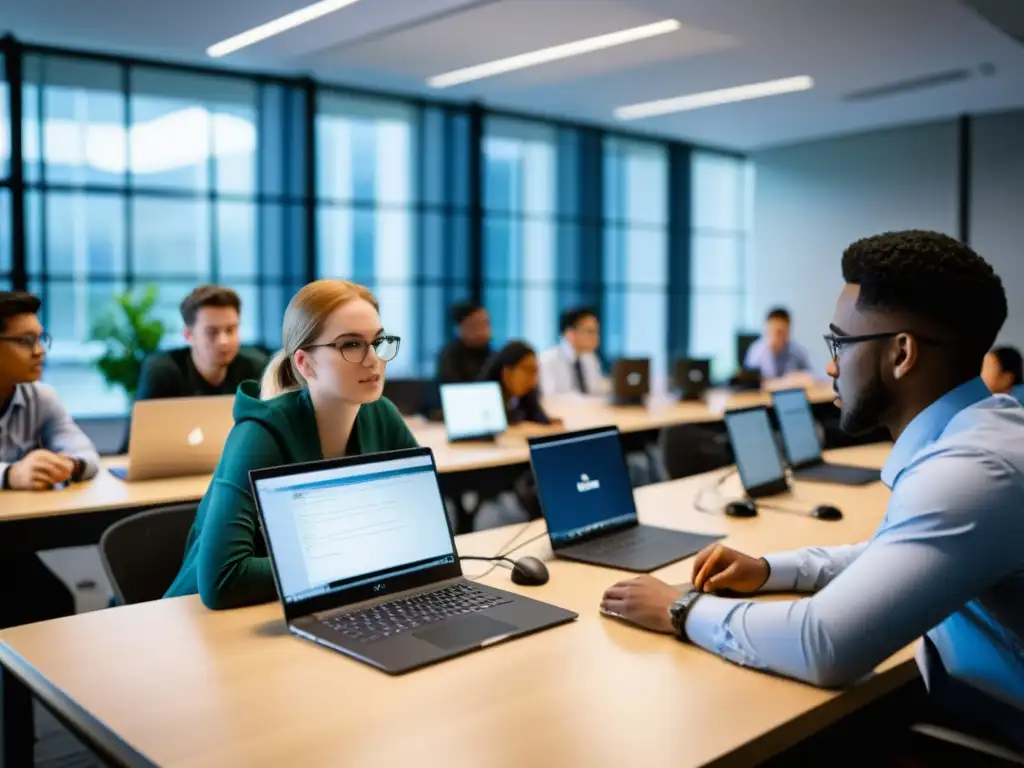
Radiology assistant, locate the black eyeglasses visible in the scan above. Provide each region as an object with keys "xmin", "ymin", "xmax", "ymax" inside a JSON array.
[
  {"xmin": 0, "ymin": 332, "xmax": 52, "ymax": 351},
  {"xmin": 304, "ymin": 335, "xmax": 401, "ymax": 363},
  {"xmin": 823, "ymin": 330, "xmax": 937, "ymax": 361}
]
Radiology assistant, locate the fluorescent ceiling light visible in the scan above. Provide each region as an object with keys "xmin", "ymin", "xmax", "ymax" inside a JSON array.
[
  {"xmin": 615, "ymin": 75, "xmax": 814, "ymax": 120},
  {"xmin": 428, "ymin": 19, "xmax": 682, "ymax": 89},
  {"xmin": 207, "ymin": 0, "xmax": 362, "ymax": 58}
]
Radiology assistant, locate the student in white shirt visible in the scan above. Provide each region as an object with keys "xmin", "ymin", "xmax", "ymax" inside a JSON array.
[{"xmin": 538, "ymin": 307, "xmax": 610, "ymax": 397}]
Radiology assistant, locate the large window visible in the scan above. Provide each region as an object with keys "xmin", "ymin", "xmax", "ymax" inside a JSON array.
[
  {"xmin": 689, "ymin": 151, "xmax": 754, "ymax": 380},
  {"xmin": 603, "ymin": 137, "xmax": 669, "ymax": 382},
  {"xmin": 20, "ymin": 55, "xmax": 304, "ymax": 416}
]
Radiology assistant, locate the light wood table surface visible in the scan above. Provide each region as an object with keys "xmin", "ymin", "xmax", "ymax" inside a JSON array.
[{"xmin": 0, "ymin": 444, "xmax": 917, "ymax": 768}]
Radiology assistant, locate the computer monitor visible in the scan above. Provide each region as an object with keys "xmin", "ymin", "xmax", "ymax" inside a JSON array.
[
  {"xmin": 736, "ymin": 333, "xmax": 760, "ymax": 369},
  {"xmin": 528, "ymin": 427, "xmax": 638, "ymax": 548},
  {"xmin": 674, "ymin": 358, "xmax": 711, "ymax": 401},
  {"xmin": 723, "ymin": 406, "xmax": 789, "ymax": 498},
  {"xmin": 612, "ymin": 358, "xmax": 650, "ymax": 406},
  {"xmin": 252, "ymin": 450, "xmax": 458, "ymax": 613},
  {"xmin": 772, "ymin": 388, "xmax": 823, "ymax": 468},
  {"xmin": 439, "ymin": 381, "xmax": 508, "ymax": 442}
]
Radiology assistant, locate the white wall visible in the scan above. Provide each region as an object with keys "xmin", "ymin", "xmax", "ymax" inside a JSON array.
[
  {"xmin": 750, "ymin": 121, "xmax": 960, "ymax": 373},
  {"xmin": 970, "ymin": 111, "xmax": 1024, "ymax": 348}
]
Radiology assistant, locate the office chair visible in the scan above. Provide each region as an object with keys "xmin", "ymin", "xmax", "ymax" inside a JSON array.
[
  {"xmin": 99, "ymin": 503, "xmax": 197, "ymax": 605},
  {"xmin": 658, "ymin": 424, "xmax": 733, "ymax": 480}
]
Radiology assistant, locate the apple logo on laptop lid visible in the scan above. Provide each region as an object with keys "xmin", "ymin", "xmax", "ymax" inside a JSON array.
[{"xmin": 187, "ymin": 428, "xmax": 205, "ymax": 447}]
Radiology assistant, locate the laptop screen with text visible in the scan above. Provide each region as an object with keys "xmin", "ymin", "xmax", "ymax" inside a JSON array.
[
  {"xmin": 773, "ymin": 389, "xmax": 823, "ymax": 466},
  {"xmin": 529, "ymin": 429, "xmax": 637, "ymax": 546},
  {"xmin": 724, "ymin": 408, "xmax": 787, "ymax": 493},
  {"xmin": 253, "ymin": 454, "xmax": 456, "ymax": 604},
  {"xmin": 440, "ymin": 382, "xmax": 508, "ymax": 440}
]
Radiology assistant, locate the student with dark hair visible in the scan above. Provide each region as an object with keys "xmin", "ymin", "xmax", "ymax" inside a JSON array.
[
  {"xmin": 743, "ymin": 306, "xmax": 812, "ymax": 380},
  {"xmin": 0, "ymin": 291, "xmax": 100, "ymax": 627},
  {"xmin": 436, "ymin": 301, "xmax": 493, "ymax": 384},
  {"xmin": 479, "ymin": 341, "xmax": 560, "ymax": 427},
  {"xmin": 136, "ymin": 285, "xmax": 267, "ymax": 401},
  {"xmin": 603, "ymin": 231, "xmax": 1024, "ymax": 752},
  {"xmin": 981, "ymin": 345, "xmax": 1023, "ymax": 396},
  {"xmin": 538, "ymin": 307, "xmax": 610, "ymax": 396}
]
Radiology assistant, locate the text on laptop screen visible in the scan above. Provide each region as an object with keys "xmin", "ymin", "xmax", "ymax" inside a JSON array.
[
  {"xmin": 254, "ymin": 455, "xmax": 455, "ymax": 604},
  {"xmin": 773, "ymin": 389, "xmax": 822, "ymax": 466},
  {"xmin": 529, "ymin": 429, "xmax": 636, "ymax": 545},
  {"xmin": 440, "ymin": 382, "xmax": 508, "ymax": 440},
  {"xmin": 724, "ymin": 409, "xmax": 787, "ymax": 491}
]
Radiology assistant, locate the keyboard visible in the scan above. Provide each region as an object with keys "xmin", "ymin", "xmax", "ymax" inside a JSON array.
[
  {"xmin": 579, "ymin": 526, "xmax": 662, "ymax": 556},
  {"xmin": 322, "ymin": 583, "xmax": 512, "ymax": 644}
]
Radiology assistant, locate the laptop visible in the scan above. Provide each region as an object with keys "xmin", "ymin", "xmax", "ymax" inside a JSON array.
[
  {"xmin": 675, "ymin": 358, "xmax": 711, "ymax": 401},
  {"xmin": 723, "ymin": 406, "xmax": 791, "ymax": 498},
  {"xmin": 110, "ymin": 396, "xmax": 234, "ymax": 481},
  {"xmin": 249, "ymin": 447, "xmax": 577, "ymax": 675},
  {"xmin": 439, "ymin": 381, "xmax": 508, "ymax": 443},
  {"xmin": 611, "ymin": 358, "xmax": 650, "ymax": 406},
  {"xmin": 527, "ymin": 427, "xmax": 723, "ymax": 572},
  {"xmin": 772, "ymin": 388, "xmax": 880, "ymax": 485}
]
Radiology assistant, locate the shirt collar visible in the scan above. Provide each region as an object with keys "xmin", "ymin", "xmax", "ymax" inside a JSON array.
[
  {"xmin": 0, "ymin": 385, "xmax": 26, "ymax": 422},
  {"xmin": 560, "ymin": 338, "xmax": 579, "ymax": 362},
  {"xmin": 881, "ymin": 377, "xmax": 992, "ymax": 488}
]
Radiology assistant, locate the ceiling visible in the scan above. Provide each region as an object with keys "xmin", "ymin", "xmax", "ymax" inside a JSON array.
[{"xmin": 3, "ymin": 0, "xmax": 1024, "ymax": 149}]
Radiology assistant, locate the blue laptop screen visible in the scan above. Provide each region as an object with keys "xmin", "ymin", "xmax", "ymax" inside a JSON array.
[
  {"xmin": 724, "ymin": 408, "xmax": 787, "ymax": 492},
  {"xmin": 529, "ymin": 429, "xmax": 637, "ymax": 546},
  {"xmin": 773, "ymin": 389, "xmax": 822, "ymax": 466},
  {"xmin": 253, "ymin": 454, "xmax": 455, "ymax": 604}
]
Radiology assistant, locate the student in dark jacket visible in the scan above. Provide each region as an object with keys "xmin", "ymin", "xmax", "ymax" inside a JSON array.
[
  {"xmin": 165, "ymin": 280, "xmax": 418, "ymax": 609},
  {"xmin": 436, "ymin": 302, "xmax": 493, "ymax": 384},
  {"xmin": 479, "ymin": 341, "xmax": 562, "ymax": 427}
]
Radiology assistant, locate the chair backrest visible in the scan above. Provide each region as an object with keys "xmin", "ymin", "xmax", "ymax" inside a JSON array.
[{"xmin": 99, "ymin": 503, "xmax": 197, "ymax": 605}]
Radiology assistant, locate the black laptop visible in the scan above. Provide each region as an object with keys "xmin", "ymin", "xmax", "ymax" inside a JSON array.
[
  {"xmin": 249, "ymin": 448, "xmax": 576, "ymax": 675},
  {"xmin": 675, "ymin": 358, "xmax": 711, "ymax": 401},
  {"xmin": 723, "ymin": 406, "xmax": 791, "ymax": 498},
  {"xmin": 611, "ymin": 358, "xmax": 650, "ymax": 406},
  {"xmin": 527, "ymin": 427, "xmax": 722, "ymax": 572},
  {"xmin": 439, "ymin": 381, "xmax": 508, "ymax": 443},
  {"xmin": 771, "ymin": 388, "xmax": 880, "ymax": 485}
]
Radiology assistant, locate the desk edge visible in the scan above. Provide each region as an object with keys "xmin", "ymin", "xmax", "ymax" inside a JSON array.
[{"xmin": 0, "ymin": 640, "xmax": 158, "ymax": 768}]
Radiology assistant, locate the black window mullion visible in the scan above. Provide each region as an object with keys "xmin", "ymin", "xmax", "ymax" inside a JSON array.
[
  {"xmin": 207, "ymin": 96, "xmax": 219, "ymax": 284},
  {"xmin": 3, "ymin": 34, "xmax": 28, "ymax": 292}
]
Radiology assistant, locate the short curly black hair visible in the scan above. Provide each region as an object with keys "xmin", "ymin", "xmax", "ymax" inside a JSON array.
[{"xmin": 841, "ymin": 230, "xmax": 1006, "ymax": 372}]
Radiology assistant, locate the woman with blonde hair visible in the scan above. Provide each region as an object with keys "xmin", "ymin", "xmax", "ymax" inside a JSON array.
[{"xmin": 166, "ymin": 280, "xmax": 418, "ymax": 609}]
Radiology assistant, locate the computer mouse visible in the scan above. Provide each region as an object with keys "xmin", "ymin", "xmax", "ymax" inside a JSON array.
[
  {"xmin": 724, "ymin": 499, "xmax": 758, "ymax": 518},
  {"xmin": 811, "ymin": 504, "xmax": 843, "ymax": 521},
  {"xmin": 511, "ymin": 556, "xmax": 549, "ymax": 586}
]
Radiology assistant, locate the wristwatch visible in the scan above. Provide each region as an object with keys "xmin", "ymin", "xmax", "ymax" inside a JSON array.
[{"xmin": 668, "ymin": 586, "xmax": 703, "ymax": 642}]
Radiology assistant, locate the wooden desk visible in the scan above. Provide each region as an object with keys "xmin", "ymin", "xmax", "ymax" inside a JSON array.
[{"xmin": 1, "ymin": 444, "xmax": 916, "ymax": 768}]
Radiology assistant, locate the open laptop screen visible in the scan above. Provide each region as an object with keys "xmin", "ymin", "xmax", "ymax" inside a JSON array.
[
  {"xmin": 724, "ymin": 408, "xmax": 788, "ymax": 495},
  {"xmin": 440, "ymin": 381, "xmax": 508, "ymax": 441},
  {"xmin": 253, "ymin": 453, "xmax": 456, "ymax": 605},
  {"xmin": 528, "ymin": 428, "xmax": 637, "ymax": 546},
  {"xmin": 772, "ymin": 389, "xmax": 822, "ymax": 466}
]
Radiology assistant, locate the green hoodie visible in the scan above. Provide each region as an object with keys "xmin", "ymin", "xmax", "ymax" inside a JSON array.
[{"xmin": 165, "ymin": 380, "xmax": 418, "ymax": 609}]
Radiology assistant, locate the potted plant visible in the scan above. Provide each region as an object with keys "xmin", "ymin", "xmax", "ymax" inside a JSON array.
[{"xmin": 90, "ymin": 284, "xmax": 168, "ymax": 401}]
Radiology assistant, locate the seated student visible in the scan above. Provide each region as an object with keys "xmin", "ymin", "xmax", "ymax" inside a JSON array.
[
  {"xmin": 479, "ymin": 341, "xmax": 561, "ymax": 427},
  {"xmin": 602, "ymin": 231, "xmax": 1024, "ymax": 752},
  {"xmin": 538, "ymin": 307, "xmax": 611, "ymax": 397},
  {"xmin": 165, "ymin": 280, "xmax": 418, "ymax": 610},
  {"xmin": 0, "ymin": 291, "xmax": 100, "ymax": 628},
  {"xmin": 437, "ymin": 302, "xmax": 493, "ymax": 384},
  {"xmin": 981, "ymin": 345, "xmax": 1022, "ymax": 397},
  {"xmin": 136, "ymin": 285, "xmax": 267, "ymax": 400},
  {"xmin": 743, "ymin": 307, "xmax": 812, "ymax": 381}
]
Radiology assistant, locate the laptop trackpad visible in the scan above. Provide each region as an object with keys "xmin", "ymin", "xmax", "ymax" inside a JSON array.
[{"xmin": 413, "ymin": 614, "xmax": 516, "ymax": 650}]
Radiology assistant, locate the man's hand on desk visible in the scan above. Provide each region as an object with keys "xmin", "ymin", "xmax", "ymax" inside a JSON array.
[
  {"xmin": 600, "ymin": 575, "xmax": 681, "ymax": 634},
  {"xmin": 691, "ymin": 544, "xmax": 770, "ymax": 595},
  {"xmin": 7, "ymin": 449, "xmax": 76, "ymax": 490}
]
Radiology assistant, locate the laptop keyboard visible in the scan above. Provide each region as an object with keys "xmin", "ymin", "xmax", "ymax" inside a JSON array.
[
  {"xmin": 322, "ymin": 583, "xmax": 512, "ymax": 644},
  {"xmin": 580, "ymin": 526, "xmax": 663, "ymax": 556}
]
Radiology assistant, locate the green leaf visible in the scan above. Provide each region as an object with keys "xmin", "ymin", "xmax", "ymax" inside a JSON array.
[{"xmin": 90, "ymin": 284, "xmax": 168, "ymax": 397}]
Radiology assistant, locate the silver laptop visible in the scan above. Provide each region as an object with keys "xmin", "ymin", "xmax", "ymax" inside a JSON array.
[
  {"xmin": 110, "ymin": 396, "xmax": 234, "ymax": 481},
  {"xmin": 439, "ymin": 381, "xmax": 508, "ymax": 442},
  {"xmin": 249, "ymin": 447, "xmax": 577, "ymax": 675}
]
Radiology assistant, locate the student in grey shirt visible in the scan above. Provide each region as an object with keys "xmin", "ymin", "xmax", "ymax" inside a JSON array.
[{"xmin": 0, "ymin": 291, "xmax": 99, "ymax": 628}]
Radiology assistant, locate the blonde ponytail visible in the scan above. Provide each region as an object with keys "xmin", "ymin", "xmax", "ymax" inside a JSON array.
[{"xmin": 260, "ymin": 349, "xmax": 302, "ymax": 399}]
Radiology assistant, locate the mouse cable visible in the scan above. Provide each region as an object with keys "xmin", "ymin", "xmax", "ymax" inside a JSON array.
[
  {"xmin": 693, "ymin": 467, "xmax": 739, "ymax": 515},
  {"xmin": 458, "ymin": 555, "xmax": 515, "ymax": 569},
  {"xmin": 462, "ymin": 519, "xmax": 540, "ymax": 581},
  {"xmin": 755, "ymin": 501, "xmax": 809, "ymax": 516}
]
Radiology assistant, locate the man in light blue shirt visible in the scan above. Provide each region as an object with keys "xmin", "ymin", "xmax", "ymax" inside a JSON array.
[
  {"xmin": 602, "ymin": 231, "xmax": 1024, "ymax": 750},
  {"xmin": 743, "ymin": 306, "xmax": 812, "ymax": 380}
]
